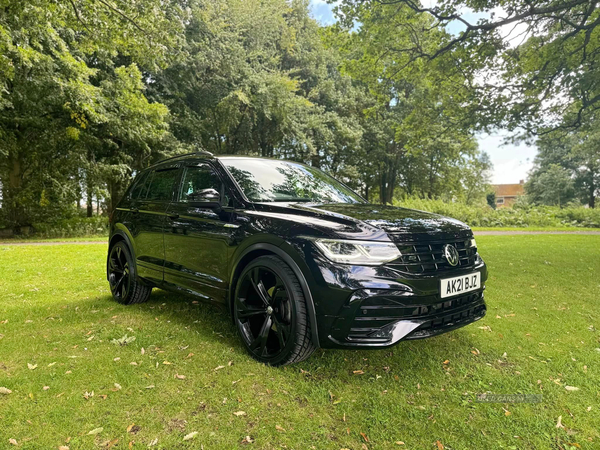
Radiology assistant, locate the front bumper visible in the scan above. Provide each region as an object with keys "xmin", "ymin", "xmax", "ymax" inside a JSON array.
[
  {"xmin": 326, "ymin": 289, "xmax": 486, "ymax": 348},
  {"xmin": 293, "ymin": 241, "xmax": 488, "ymax": 349}
]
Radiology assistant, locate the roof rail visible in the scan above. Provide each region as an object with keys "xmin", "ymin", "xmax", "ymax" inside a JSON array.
[{"xmin": 150, "ymin": 150, "xmax": 214, "ymax": 166}]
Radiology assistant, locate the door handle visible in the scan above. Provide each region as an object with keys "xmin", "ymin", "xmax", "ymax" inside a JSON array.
[{"xmin": 168, "ymin": 213, "xmax": 179, "ymax": 220}]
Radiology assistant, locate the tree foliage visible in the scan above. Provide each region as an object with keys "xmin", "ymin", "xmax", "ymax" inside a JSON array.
[
  {"xmin": 0, "ymin": 0, "xmax": 496, "ymax": 231},
  {"xmin": 527, "ymin": 119, "xmax": 600, "ymax": 207},
  {"xmin": 337, "ymin": 0, "xmax": 600, "ymax": 133}
]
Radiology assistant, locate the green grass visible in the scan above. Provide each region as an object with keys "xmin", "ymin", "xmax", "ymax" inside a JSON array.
[{"xmin": 0, "ymin": 236, "xmax": 599, "ymax": 449}]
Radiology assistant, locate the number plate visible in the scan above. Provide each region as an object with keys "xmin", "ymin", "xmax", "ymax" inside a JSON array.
[{"xmin": 440, "ymin": 272, "xmax": 481, "ymax": 298}]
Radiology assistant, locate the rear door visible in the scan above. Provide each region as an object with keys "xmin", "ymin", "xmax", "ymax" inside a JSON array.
[
  {"xmin": 163, "ymin": 161, "xmax": 235, "ymax": 302},
  {"xmin": 131, "ymin": 163, "xmax": 181, "ymax": 283}
]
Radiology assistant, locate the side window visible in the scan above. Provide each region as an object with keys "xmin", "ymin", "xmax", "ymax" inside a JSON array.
[
  {"xmin": 129, "ymin": 171, "xmax": 149, "ymax": 200},
  {"xmin": 145, "ymin": 168, "xmax": 179, "ymax": 202},
  {"xmin": 179, "ymin": 164, "xmax": 228, "ymax": 204}
]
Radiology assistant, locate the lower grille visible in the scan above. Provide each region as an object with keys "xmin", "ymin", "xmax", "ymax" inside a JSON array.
[
  {"xmin": 387, "ymin": 238, "xmax": 477, "ymax": 274},
  {"xmin": 347, "ymin": 292, "xmax": 484, "ymax": 341},
  {"xmin": 407, "ymin": 303, "xmax": 486, "ymax": 339}
]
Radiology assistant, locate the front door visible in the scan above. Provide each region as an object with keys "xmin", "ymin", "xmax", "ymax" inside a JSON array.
[
  {"xmin": 163, "ymin": 162, "xmax": 235, "ymax": 302},
  {"xmin": 131, "ymin": 164, "xmax": 180, "ymax": 283}
]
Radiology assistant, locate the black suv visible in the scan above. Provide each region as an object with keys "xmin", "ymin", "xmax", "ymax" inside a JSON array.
[{"xmin": 107, "ymin": 152, "xmax": 487, "ymax": 365}]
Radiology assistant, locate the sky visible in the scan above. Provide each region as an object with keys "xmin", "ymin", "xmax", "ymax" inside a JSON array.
[{"xmin": 308, "ymin": 0, "xmax": 537, "ymax": 185}]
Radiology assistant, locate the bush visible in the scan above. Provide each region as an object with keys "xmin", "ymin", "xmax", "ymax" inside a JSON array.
[
  {"xmin": 31, "ymin": 216, "xmax": 109, "ymax": 238},
  {"xmin": 394, "ymin": 198, "xmax": 600, "ymax": 228}
]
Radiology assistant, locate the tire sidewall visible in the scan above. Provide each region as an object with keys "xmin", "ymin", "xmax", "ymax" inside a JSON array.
[{"xmin": 233, "ymin": 256, "xmax": 303, "ymax": 366}]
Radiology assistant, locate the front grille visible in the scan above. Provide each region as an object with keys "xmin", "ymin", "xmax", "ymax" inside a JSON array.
[{"xmin": 388, "ymin": 238, "xmax": 477, "ymax": 274}]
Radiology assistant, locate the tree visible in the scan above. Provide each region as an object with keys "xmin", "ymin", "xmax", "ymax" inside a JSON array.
[
  {"xmin": 526, "ymin": 164, "xmax": 575, "ymax": 206},
  {"xmin": 324, "ymin": 1, "xmax": 490, "ymax": 204},
  {"xmin": 528, "ymin": 123, "xmax": 599, "ymax": 207},
  {"xmin": 0, "ymin": 0, "xmax": 185, "ymax": 230},
  {"xmin": 337, "ymin": 0, "xmax": 600, "ymax": 134}
]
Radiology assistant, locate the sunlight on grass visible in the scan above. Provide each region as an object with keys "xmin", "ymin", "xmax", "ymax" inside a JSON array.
[{"xmin": 0, "ymin": 237, "xmax": 599, "ymax": 449}]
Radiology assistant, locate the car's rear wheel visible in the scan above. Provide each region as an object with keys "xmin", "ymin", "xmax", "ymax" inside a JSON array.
[
  {"xmin": 233, "ymin": 255, "xmax": 315, "ymax": 366},
  {"xmin": 108, "ymin": 241, "xmax": 151, "ymax": 305}
]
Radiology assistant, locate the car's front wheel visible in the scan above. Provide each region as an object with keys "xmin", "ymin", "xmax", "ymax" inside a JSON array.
[
  {"xmin": 107, "ymin": 241, "xmax": 152, "ymax": 305},
  {"xmin": 233, "ymin": 255, "xmax": 315, "ymax": 366}
]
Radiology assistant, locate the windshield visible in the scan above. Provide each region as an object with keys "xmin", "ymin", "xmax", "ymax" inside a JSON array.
[{"xmin": 222, "ymin": 158, "xmax": 365, "ymax": 204}]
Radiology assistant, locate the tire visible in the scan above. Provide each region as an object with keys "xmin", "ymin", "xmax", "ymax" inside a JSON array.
[
  {"xmin": 107, "ymin": 241, "xmax": 152, "ymax": 305},
  {"xmin": 233, "ymin": 255, "xmax": 316, "ymax": 366}
]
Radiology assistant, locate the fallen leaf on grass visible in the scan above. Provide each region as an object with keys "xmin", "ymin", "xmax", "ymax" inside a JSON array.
[
  {"xmin": 0, "ymin": 387, "xmax": 12, "ymax": 395},
  {"xmin": 565, "ymin": 386, "xmax": 579, "ymax": 391},
  {"xmin": 241, "ymin": 435, "xmax": 254, "ymax": 444},
  {"xmin": 233, "ymin": 411, "xmax": 246, "ymax": 416},
  {"xmin": 353, "ymin": 370, "xmax": 364, "ymax": 375},
  {"xmin": 436, "ymin": 441, "xmax": 444, "ymax": 450},
  {"xmin": 113, "ymin": 383, "xmax": 122, "ymax": 391},
  {"xmin": 174, "ymin": 374, "xmax": 186, "ymax": 380},
  {"xmin": 556, "ymin": 416, "xmax": 564, "ymax": 429},
  {"xmin": 276, "ymin": 425, "xmax": 285, "ymax": 432},
  {"xmin": 183, "ymin": 432, "xmax": 198, "ymax": 441},
  {"xmin": 395, "ymin": 442, "xmax": 405, "ymax": 445},
  {"xmin": 43, "ymin": 386, "xmax": 50, "ymax": 391},
  {"xmin": 9, "ymin": 439, "xmax": 17, "ymax": 446},
  {"xmin": 127, "ymin": 424, "xmax": 141, "ymax": 434},
  {"xmin": 214, "ymin": 365, "xmax": 225, "ymax": 371},
  {"xmin": 28, "ymin": 363, "xmax": 37, "ymax": 370},
  {"xmin": 58, "ymin": 446, "xmax": 70, "ymax": 450},
  {"xmin": 162, "ymin": 361, "xmax": 172, "ymax": 365},
  {"xmin": 87, "ymin": 427, "xmax": 103, "ymax": 435},
  {"xmin": 83, "ymin": 391, "xmax": 94, "ymax": 400},
  {"xmin": 145, "ymin": 385, "xmax": 155, "ymax": 389},
  {"xmin": 148, "ymin": 438, "xmax": 158, "ymax": 447},
  {"xmin": 360, "ymin": 432, "xmax": 369, "ymax": 442},
  {"xmin": 48, "ymin": 362, "xmax": 56, "ymax": 367}
]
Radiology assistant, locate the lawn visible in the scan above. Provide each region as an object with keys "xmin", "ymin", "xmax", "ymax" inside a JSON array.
[{"xmin": 0, "ymin": 236, "xmax": 599, "ymax": 450}]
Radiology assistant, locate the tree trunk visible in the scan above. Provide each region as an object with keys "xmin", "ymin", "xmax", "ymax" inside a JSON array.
[
  {"xmin": 86, "ymin": 183, "xmax": 93, "ymax": 218},
  {"xmin": 590, "ymin": 179, "xmax": 595, "ymax": 208}
]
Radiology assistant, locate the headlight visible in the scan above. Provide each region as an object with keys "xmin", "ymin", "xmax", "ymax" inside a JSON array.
[{"xmin": 312, "ymin": 239, "xmax": 401, "ymax": 265}]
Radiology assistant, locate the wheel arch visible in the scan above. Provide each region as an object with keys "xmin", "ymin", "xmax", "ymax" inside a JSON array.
[{"xmin": 229, "ymin": 242, "xmax": 320, "ymax": 348}]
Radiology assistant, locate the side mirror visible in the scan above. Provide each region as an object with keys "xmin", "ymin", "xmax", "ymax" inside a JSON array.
[{"xmin": 188, "ymin": 188, "xmax": 221, "ymax": 210}]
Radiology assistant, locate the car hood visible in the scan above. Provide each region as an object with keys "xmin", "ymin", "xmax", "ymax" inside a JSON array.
[{"xmin": 253, "ymin": 202, "xmax": 472, "ymax": 241}]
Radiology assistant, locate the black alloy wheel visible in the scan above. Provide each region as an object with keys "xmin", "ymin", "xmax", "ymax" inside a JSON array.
[
  {"xmin": 234, "ymin": 256, "xmax": 315, "ymax": 366},
  {"xmin": 107, "ymin": 241, "xmax": 151, "ymax": 305}
]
